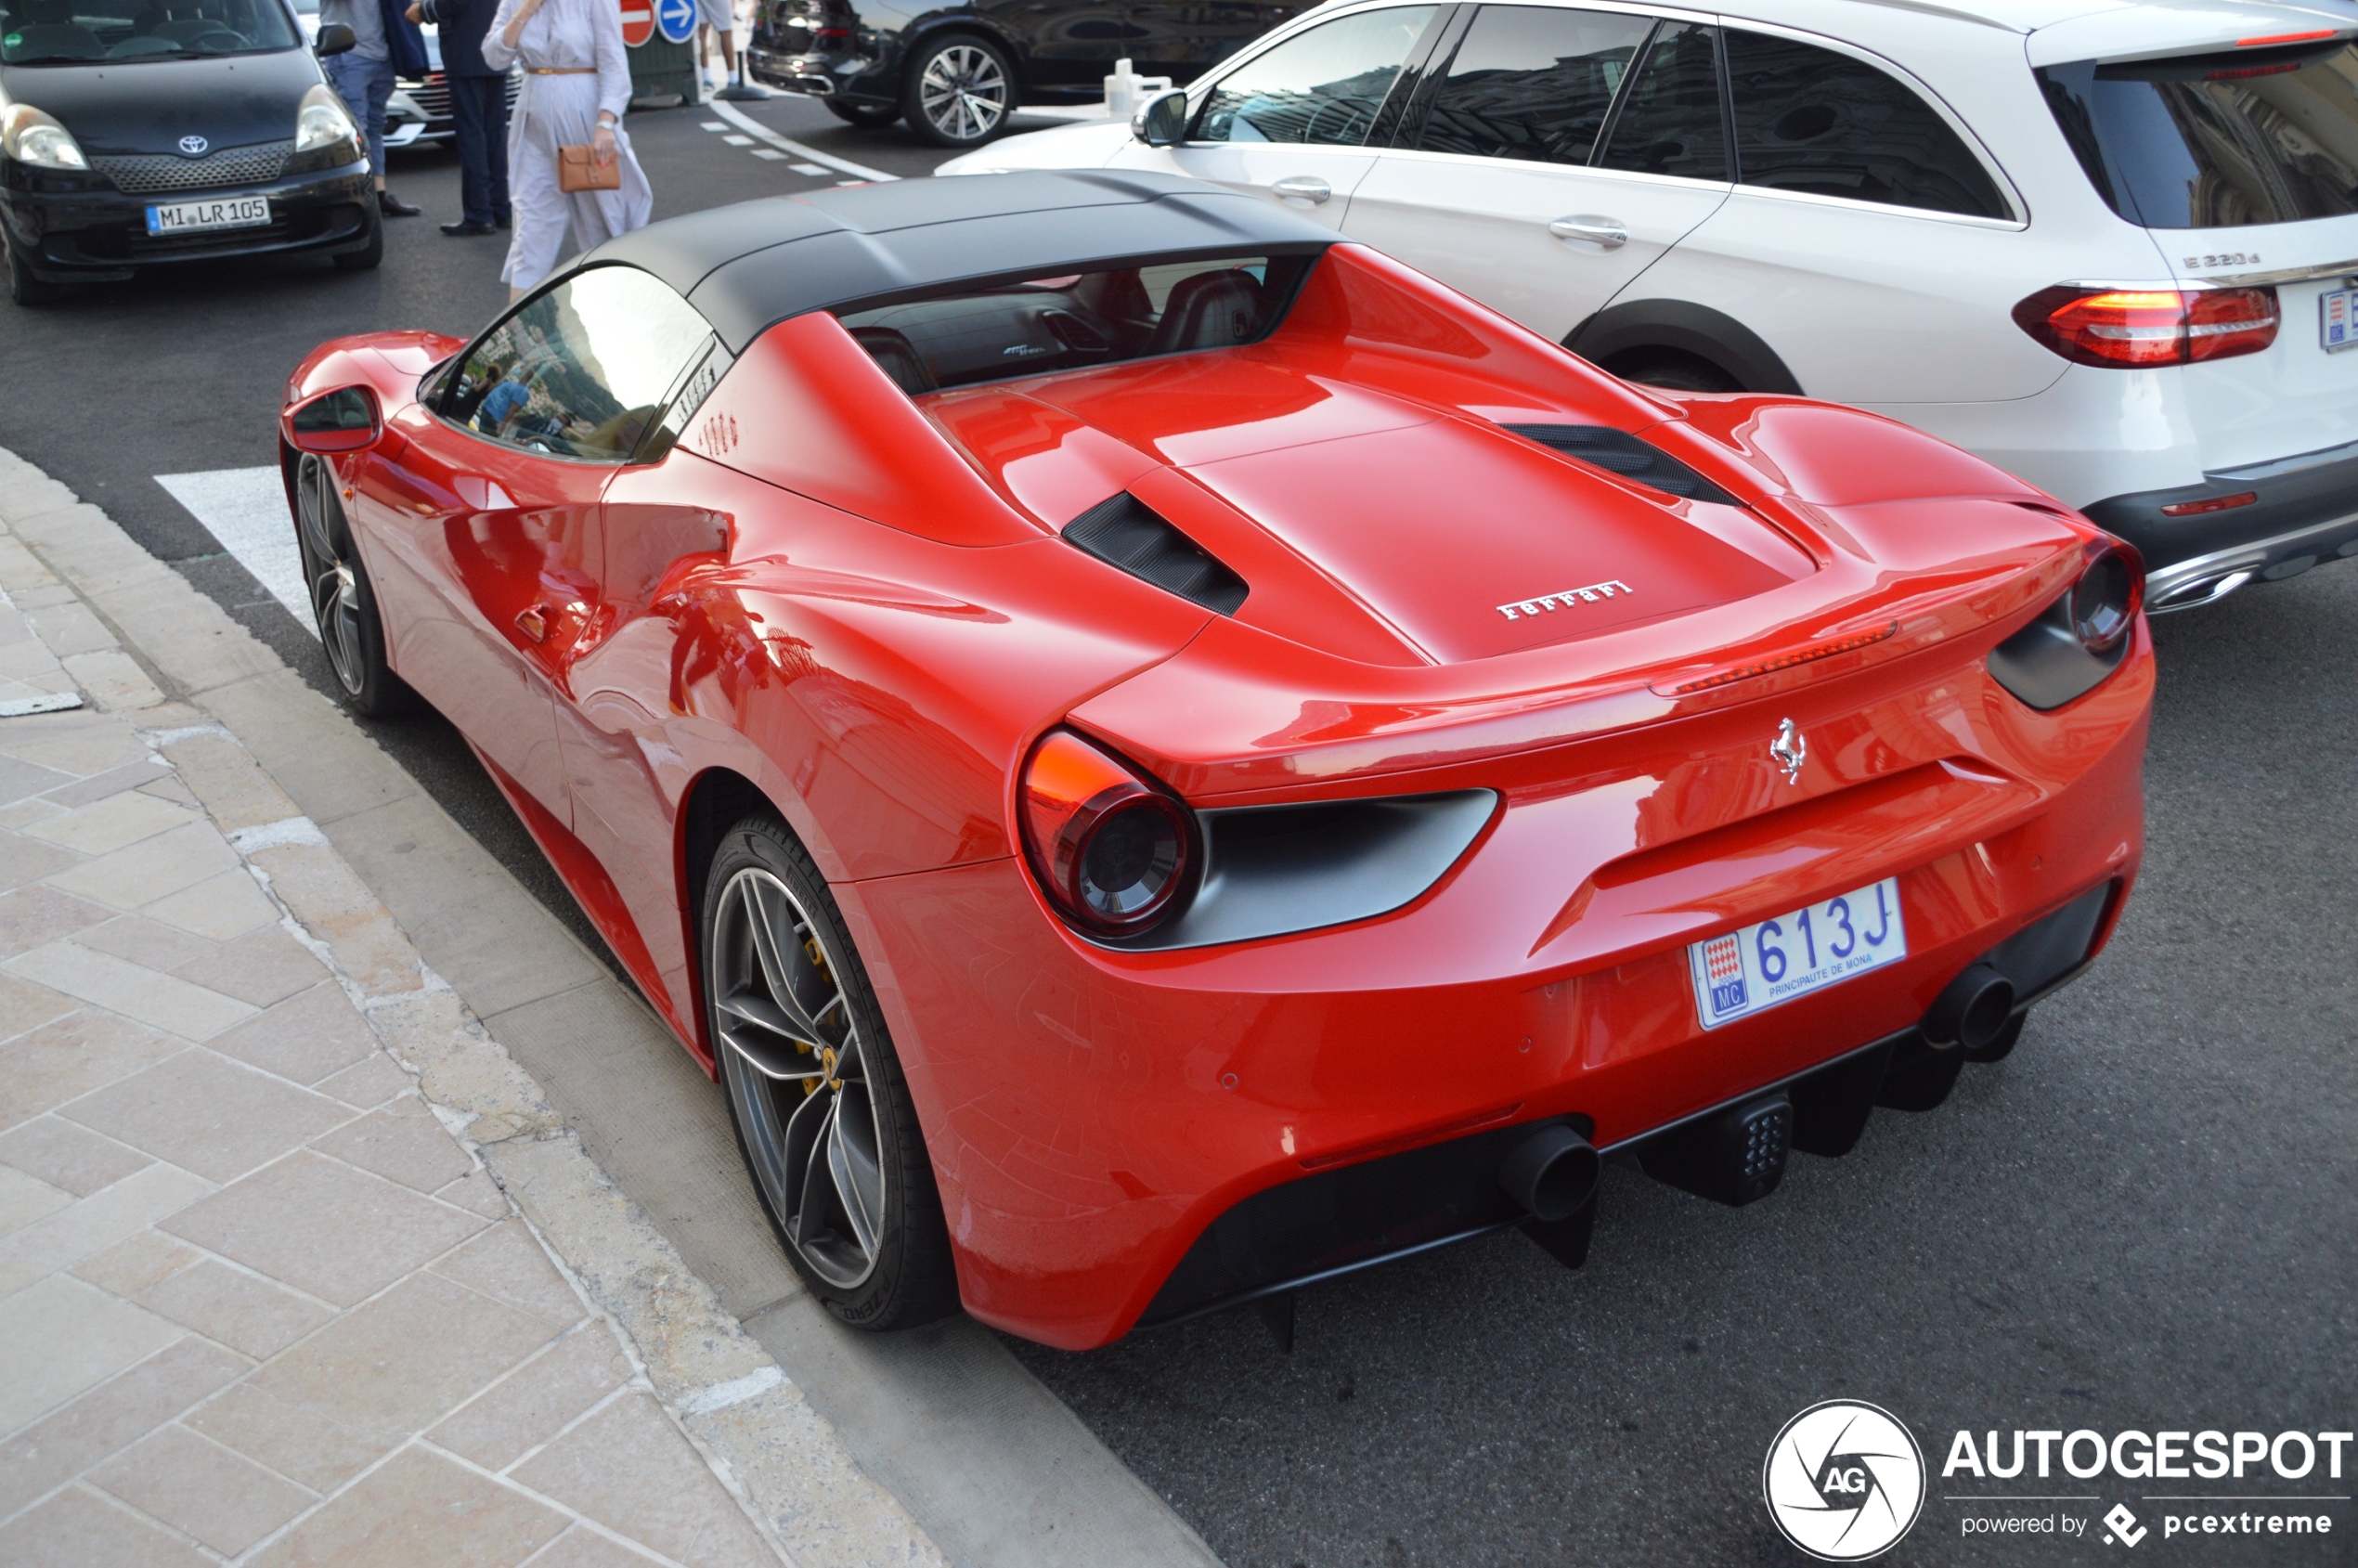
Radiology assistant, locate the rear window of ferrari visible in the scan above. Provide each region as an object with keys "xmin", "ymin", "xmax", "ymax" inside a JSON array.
[
  {"xmin": 835, "ymin": 253, "xmax": 1317, "ymax": 395},
  {"xmin": 2038, "ymin": 40, "xmax": 2358, "ymax": 228}
]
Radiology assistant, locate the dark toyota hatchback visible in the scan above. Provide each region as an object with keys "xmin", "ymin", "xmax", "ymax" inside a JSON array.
[{"xmin": 0, "ymin": 0, "xmax": 377, "ymax": 305}]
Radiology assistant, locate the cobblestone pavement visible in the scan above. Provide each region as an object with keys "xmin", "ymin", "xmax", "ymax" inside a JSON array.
[{"xmin": 0, "ymin": 463, "xmax": 943, "ymax": 1567}]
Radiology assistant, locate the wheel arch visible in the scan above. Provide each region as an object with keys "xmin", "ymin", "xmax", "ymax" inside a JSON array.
[{"xmin": 1563, "ymin": 299, "xmax": 1804, "ymax": 397}]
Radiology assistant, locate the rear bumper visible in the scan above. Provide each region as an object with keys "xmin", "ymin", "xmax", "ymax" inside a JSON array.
[
  {"xmin": 0, "ymin": 162, "xmax": 375, "ymax": 282},
  {"xmin": 846, "ymin": 635, "xmax": 2153, "ymax": 1350},
  {"xmin": 2081, "ymin": 435, "xmax": 2358, "ymax": 610},
  {"xmin": 1138, "ymin": 878, "xmax": 2117, "ymax": 1329}
]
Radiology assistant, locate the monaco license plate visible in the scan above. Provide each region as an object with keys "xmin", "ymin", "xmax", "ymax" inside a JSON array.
[
  {"xmin": 2322, "ymin": 286, "xmax": 2358, "ymax": 353},
  {"xmin": 1689, "ymin": 878, "xmax": 1908, "ymax": 1030},
  {"xmin": 145, "ymin": 196, "xmax": 269, "ymax": 236}
]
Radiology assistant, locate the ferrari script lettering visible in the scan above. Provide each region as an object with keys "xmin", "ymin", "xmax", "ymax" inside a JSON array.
[{"xmin": 1496, "ymin": 580, "xmax": 1632, "ymax": 620}]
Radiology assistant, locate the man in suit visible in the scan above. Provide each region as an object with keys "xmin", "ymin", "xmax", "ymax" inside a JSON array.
[{"xmin": 408, "ymin": 0, "xmax": 512, "ymax": 236}]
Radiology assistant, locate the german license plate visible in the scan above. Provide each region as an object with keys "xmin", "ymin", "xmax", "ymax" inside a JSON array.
[
  {"xmin": 1689, "ymin": 877, "xmax": 1907, "ymax": 1030},
  {"xmin": 145, "ymin": 196, "xmax": 269, "ymax": 236},
  {"xmin": 2323, "ymin": 286, "xmax": 2358, "ymax": 353}
]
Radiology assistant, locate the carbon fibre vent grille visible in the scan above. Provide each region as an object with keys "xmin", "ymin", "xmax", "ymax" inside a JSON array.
[
  {"xmin": 1504, "ymin": 423, "xmax": 1735, "ymax": 505},
  {"xmin": 1063, "ymin": 493, "xmax": 1248, "ymax": 615}
]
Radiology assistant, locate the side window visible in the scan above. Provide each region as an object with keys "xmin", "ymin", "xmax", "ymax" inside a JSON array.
[
  {"xmin": 1196, "ymin": 6, "xmax": 1438, "ymax": 146},
  {"xmin": 1723, "ymin": 30, "xmax": 2007, "ymax": 217},
  {"xmin": 1596, "ymin": 21, "xmax": 1726, "ymax": 180},
  {"xmin": 440, "ymin": 266, "xmax": 714, "ymax": 461},
  {"xmin": 1414, "ymin": 6, "xmax": 1654, "ymax": 165}
]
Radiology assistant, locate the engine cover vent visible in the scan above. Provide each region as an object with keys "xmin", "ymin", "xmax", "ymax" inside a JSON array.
[
  {"xmin": 1064, "ymin": 492, "xmax": 1249, "ymax": 615},
  {"xmin": 1502, "ymin": 423, "xmax": 1736, "ymax": 506}
]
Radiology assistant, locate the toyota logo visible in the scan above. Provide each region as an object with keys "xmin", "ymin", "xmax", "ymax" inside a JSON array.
[{"xmin": 178, "ymin": 135, "xmax": 209, "ymax": 156}]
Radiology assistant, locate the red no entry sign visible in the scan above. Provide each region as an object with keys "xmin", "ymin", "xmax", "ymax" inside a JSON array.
[{"xmin": 619, "ymin": 0, "xmax": 654, "ymax": 46}]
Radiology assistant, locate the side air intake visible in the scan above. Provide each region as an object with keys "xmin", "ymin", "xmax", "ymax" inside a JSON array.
[
  {"xmin": 1063, "ymin": 492, "xmax": 1249, "ymax": 615},
  {"xmin": 1503, "ymin": 423, "xmax": 1736, "ymax": 505}
]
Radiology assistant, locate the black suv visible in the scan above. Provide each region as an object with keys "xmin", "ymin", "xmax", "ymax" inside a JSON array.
[{"xmin": 748, "ymin": 0, "xmax": 1302, "ymax": 147}]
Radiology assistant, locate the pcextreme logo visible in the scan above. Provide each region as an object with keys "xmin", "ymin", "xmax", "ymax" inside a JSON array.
[{"xmin": 1764, "ymin": 1400, "xmax": 1927, "ymax": 1561}]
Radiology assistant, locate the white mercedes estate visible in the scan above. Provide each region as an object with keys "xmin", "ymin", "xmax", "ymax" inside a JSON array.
[{"xmin": 941, "ymin": 0, "xmax": 2358, "ymax": 610}]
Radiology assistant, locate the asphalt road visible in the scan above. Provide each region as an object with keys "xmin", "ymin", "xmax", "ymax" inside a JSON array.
[{"xmin": 4, "ymin": 93, "xmax": 2352, "ymax": 1566}]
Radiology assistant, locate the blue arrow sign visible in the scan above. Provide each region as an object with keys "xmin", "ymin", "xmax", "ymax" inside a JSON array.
[{"xmin": 655, "ymin": 0, "xmax": 695, "ymax": 44}]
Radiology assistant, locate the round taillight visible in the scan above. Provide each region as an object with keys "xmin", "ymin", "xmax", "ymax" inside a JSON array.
[
  {"xmin": 1020, "ymin": 730, "xmax": 1195, "ymax": 935},
  {"xmin": 2070, "ymin": 551, "xmax": 2137, "ymax": 652}
]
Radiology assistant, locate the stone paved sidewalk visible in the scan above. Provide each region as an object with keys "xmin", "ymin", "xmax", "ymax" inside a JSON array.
[{"xmin": 0, "ymin": 470, "xmax": 942, "ymax": 1566}]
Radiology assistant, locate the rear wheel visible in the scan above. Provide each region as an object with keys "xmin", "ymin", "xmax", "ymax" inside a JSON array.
[
  {"xmin": 705, "ymin": 815, "xmax": 958, "ymax": 1329},
  {"xmin": 292, "ymin": 450, "xmax": 414, "ymax": 716},
  {"xmin": 1605, "ymin": 347, "xmax": 1743, "ymax": 394},
  {"xmin": 901, "ymin": 33, "xmax": 1014, "ymax": 148},
  {"xmin": 826, "ymin": 98, "xmax": 901, "ymax": 128},
  {"xmin": 4, "ymin": 236, "xmax": 61, "ymax": 306}
]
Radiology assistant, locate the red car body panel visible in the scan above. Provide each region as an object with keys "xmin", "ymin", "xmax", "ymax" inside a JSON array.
[{"xmin": 283, "ymin": 241, "xmax": 2150, "ymax": 1349}]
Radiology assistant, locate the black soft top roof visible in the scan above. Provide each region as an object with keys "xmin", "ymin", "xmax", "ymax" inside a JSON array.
[{"xmin": 584, "ymin": 170, "xmax": 1340, "ymax": 352}]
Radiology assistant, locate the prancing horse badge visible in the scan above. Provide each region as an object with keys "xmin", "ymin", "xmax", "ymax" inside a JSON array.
[{"xmin": 1770, "ymin": 718, "xmax": 1806, "ymax": 783}]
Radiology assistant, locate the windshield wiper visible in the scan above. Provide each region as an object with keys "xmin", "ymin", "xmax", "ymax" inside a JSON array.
[{"xmin": 2, "ymin": 50, "xmax": 109, "ymax": 63}]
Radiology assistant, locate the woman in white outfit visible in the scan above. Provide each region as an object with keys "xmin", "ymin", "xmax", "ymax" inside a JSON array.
[{"xmin": 481, "ymin": 0, "xmax": 654, "ymax": 297}]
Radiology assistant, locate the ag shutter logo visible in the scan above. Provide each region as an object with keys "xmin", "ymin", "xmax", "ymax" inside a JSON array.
[{"xmin": 1765, "ymin": 1400, "xmax": 1927, "ymax": 1562}]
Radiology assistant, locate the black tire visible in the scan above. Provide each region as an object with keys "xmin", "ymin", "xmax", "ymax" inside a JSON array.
[
  {"xmin": 331, "ymin": 208, "xmax": 385, "ymax": 271},
  {"xmin": 900, "ymin": 32, "xmax": 1015, "ymax": 148},
  {"xmin": 290, "ymin": 448, "xmax": 416, "ymax": 717},
  {"xmin": 5, "ymin": 236, "xmax": 61, "ymax": 306},
  {"xmin": 704, "ymin": 814, "xmax": 958, "ymax": 1330},
  {"xmin": 826, "ymin": 98, "xmax": 901, "ymax": 128},
  {"xmin": 1606, "ymin": 347, "xmax": 1743, "ymax": 394}
]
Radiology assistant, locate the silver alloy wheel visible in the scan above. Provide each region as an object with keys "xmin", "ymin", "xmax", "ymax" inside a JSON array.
[
  {"xmin": 714, "ymin": 865, "xmax": 888, "ymax": 1289},
  {"xmin": 295, "ymin": 454, "xmax": 368, "ymax": 698},
  {"xmin": 916, "ymin": 42, "xmax": 1007, "ymax": 142}
]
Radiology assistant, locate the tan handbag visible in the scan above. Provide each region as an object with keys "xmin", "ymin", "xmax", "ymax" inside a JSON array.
[{"xmin": 557, "ymin": 143, "xmax": 620, "ymax": 193}]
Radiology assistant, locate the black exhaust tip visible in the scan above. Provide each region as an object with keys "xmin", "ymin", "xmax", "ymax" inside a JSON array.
[
  {"xmin": 1638, "ymin": 1094, "xmax": 1792, "ymax": 1207},
  {"xmin": 1924, "ymin": 963, "xmax": 2015, "ymax": 1053},
  {"xmin": 1496, "ymin": 1123, "xmax": 1600, "ymax": 1224}
]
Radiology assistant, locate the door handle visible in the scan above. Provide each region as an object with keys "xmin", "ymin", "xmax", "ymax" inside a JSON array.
[
  {"xmin": 514, "ymin": 605, "xmax": 549, "ymax": 643},
  {"xmin": 1272, "ymin": 175, "xmax": 1331, "ymax": 205},
  {"xmin": 1548, "ymin": 215, "xmax": 1628, "ymax": 250}
]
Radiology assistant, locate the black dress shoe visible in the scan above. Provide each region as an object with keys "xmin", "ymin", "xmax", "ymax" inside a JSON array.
[
  {"xmin": 495, "ymin": 213, "xmax": 512, "ymax": 229},
  {"xmin": 379, "ymin": 190, "xmax": 421, "ymax": 217},
  {"xmin": 441, "ymin": 220, "xmax": 496, "ymax": 236}
]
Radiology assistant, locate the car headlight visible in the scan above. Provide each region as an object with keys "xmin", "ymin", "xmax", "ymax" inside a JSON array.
[
  {"xmin": 286, "ymin": 84, "xmax": 366, "ymax": 174},
  {"xmin": 0, "ymin": 104, "xmax": 89, "ymax": 172},
  {"xmin": 295, "ymin": 84, "xmax": 360, "ymax": 153}
]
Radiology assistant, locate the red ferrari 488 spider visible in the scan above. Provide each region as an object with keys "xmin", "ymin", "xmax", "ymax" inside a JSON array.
[{"xmin": 279, "ymin": 172, "xmax": 2149, "ymax": 1351}]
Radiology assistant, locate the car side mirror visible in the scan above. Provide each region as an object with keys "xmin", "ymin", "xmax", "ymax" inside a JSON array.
[
  {"xmin": 284, "ymin": 385, "xmax": 381, "ymax": 454},
  {"xmin": 315, "ymin": 21, "xmax": 356, "ymax": 56},
  {"xmin": 1132, "ymin": 88, "xmax": 1187, "ymax": 148}
]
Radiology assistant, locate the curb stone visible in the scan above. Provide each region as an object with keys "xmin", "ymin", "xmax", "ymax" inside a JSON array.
[{"xmin": 0, "ymin": 444, "xmax": 948, "ymax": 1568}]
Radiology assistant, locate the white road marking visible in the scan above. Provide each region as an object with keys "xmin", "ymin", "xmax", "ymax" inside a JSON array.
[
  {"xmin": 155, "ymin": 466, "xmax": 316, "ymax": 638},
  {"xmin": 700, "ymin": 120, "xmax": 728, "ymax": 130},
  {"xmin": 705, "ymin": 98, "xmax": 897, "ymax": 182},
  {"xmin": 720, "ymin": 134, "xmax": 754, "ymax": 146},
  {"xmin": 750, "ymin": 149, "xmax": 785, "ymax": 161},
  {"xmin": 789, "ymin": 162, "xmax": 825, "ymax": 175}
]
